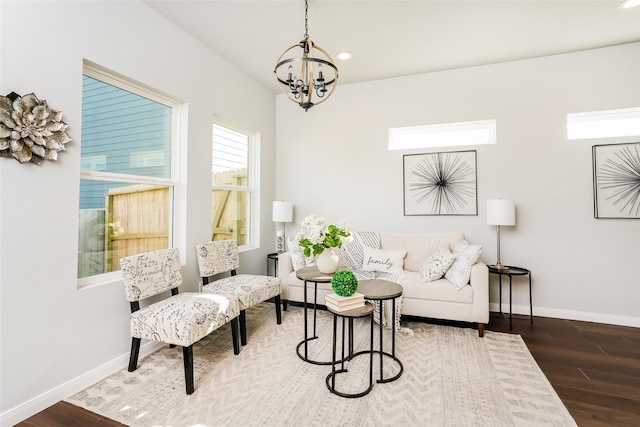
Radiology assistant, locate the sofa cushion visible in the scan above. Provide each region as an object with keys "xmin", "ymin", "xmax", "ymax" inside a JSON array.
[
  {"xmin": 420, "ymin": 247, "xmax": 455, "ymax": 282},
  {"xmin": 362, "ymin": 247, "xmax": 407, "ymax": 274},
  {"xmin": 444, "ymin": 240, "xmax": 483, "ymax": 289},
  {"xmin": 339, "ymin": 231, "xmax": 380, "ymax": 270},
  {"xmin": 380, "ymin": 232, "xmax": 465, "ymax": 272},
  {"xmin": 401, "ymin": 272, "xmax": 473, "ymax": 304}
]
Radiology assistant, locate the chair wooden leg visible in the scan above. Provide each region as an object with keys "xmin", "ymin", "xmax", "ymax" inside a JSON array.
[
  {"xmin": 240, "ymin": 310, "xmax": 247, "ymax": 346},
  {"xmin": 478, "ymin": 323, "xmax": 485, "ymax": 337},
  {"xmin": 183, "ymin": 345, "xmax": 194, "ymax": 395},
  {"xmin": 231, "ymin": 317, "xmax": 240, "ymax": 355},
  {"xmin": 282, "ymin": 300, "xmax": 288, "ymax": 311},
  {"xmin": 275, "ymin": 295, "xmax": 282, "ymax": 324},
  {"xmin": 128, "ymin": 337, "xmax": 141, "ymax": 372}
]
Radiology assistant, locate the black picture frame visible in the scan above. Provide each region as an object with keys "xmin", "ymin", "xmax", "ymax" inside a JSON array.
[
  {"xmin": 403, "ymin": 150, "xmax": 477, "ymax": 216},
  {"xmin": 592, "ymin": 142, "xmax": 640, "ymax": 219}
]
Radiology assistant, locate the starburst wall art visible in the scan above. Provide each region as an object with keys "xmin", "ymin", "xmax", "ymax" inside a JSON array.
[
  {"xmin": 403, "ymin": 150, "xmax": 477, "ymax": 216},
  {"xmin": 593, "ymin": 142, "xmax": 640, "ymax": 219}
]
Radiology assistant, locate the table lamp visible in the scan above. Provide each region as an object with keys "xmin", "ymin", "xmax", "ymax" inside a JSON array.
[
  {"xmin": 272, "ymin": 201, "xmax": 293, "ymax": 254},
  {"xmin": 486, "ymin": 199, "xmax": 516, "ymax": 270}
]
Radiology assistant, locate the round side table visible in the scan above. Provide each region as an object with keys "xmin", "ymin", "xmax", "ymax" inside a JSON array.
[
  {"xmin": 295, "ymin": 266, "xmax": 335, "ymax": 365},
  {"xmin": 326, "ymin": 301, "xmax": 375, "ymax": 398},
  {"xmin": 488, "ymin": 265, "xmax": 532, "ymax": 330},
  {"xmin": 356, "ymin": 279, "xmax": 404, "ymax": 383}
]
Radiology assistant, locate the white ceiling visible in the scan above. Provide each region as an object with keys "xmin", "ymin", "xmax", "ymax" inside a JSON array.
[{"xmin": 144, "ymin": 1, "xmax": 640, "ymax": 93}]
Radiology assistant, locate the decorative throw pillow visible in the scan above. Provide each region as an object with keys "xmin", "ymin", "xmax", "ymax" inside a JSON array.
[
  {"xmin": 287, "ymin": 236, "xmax": 315, "ymax": 271},
  {"xmin": 420, "ymin": 247, "xmax": 455, "ymax": 282},
  {"xmin": 444, "ymin": 240, "xmax": 483, "ymax": 290},
  {"xmin": 338, "ymin": 231, "xmax": 381, "ymax": 270},
  {"xmin": 361, "ymin": 246, "xmax": 407, "ymax": 275}
]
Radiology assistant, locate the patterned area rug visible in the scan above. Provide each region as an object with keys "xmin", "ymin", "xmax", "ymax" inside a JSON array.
[{"xmin": 67, "ymin": 303, "xmax": 576, "ymax": 426}]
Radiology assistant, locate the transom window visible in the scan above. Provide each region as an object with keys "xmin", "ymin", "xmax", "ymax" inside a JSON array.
[
  {"xmin": 389, "ymin": 120, "xmax": 496, "ymax": 150},
  {"xmin": 567, "ymin": 107, "xmax": 640, "ymax": 140}
]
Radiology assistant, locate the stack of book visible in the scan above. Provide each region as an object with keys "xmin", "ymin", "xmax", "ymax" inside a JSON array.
[{"xmin": 325, "ymin": 292, "xmax": 365, "ymax": 312}]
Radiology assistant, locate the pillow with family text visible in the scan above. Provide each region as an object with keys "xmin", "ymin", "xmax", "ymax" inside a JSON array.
[
  {"xmin": 420, "ymin": 247, "xmax": 455, "ymax": 282},
  {"xmin": 339, "ymin": 231, "xmax": 381, "ymax": 270},
  {"xmin": 444, "ymin": 240, "xmax": 482, "ymax": 289},
  {"xmin": 361, "ymin": 246, "xmax": 407, "ymax": 275}
]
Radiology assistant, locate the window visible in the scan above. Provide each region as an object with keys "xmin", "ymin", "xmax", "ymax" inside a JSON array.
[
  {"xmin": 389, "ymin": 120, "xmax": 496, "ymax": 151},
  {"xmin": 567, "ymin": 107, "xmax": 640, "ymax": 140},
  {"xmin": 78, "ymin": 61, "xmax": 180, "ymax": 286},
  {"xmin": 211, "ymin": 121, "xmax": 258, "ymax": 249}
]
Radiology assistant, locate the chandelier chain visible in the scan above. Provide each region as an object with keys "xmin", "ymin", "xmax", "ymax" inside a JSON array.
[{"xmin": 304, "ymin": 0, "xmax": 309, "ymax": 40}]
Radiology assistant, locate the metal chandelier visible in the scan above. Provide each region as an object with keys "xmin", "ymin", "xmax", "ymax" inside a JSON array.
[{"xmin": 274, "ymin": 0, "xmax": 338, "ymax": 111}]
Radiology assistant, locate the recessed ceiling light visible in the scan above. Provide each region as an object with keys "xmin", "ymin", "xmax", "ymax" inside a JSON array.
[
  {"xmin": 336, "ymin": 51, "xmax": 353, "ymax": 61},
  {"xmin": 619, "ymin": 0, "xmax": 640, "ymax": 9}
]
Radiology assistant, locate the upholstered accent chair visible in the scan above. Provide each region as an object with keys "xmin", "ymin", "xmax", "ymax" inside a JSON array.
[
  {"xmin": 120, "ymin": 248, "xmax": 240, "ymax": 395},
  {"xmin": 195, "ymin": 240, "xmax": 282, "ymax": 346}
]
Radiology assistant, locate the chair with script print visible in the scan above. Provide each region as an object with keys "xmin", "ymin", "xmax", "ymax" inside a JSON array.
[
  {"xmin": 121, "ymin": 248, "xmax": 240, "ymax": 395},
  {"xmin": 196, "ymin": 239, "xmax": 282, "ymax": 346}
]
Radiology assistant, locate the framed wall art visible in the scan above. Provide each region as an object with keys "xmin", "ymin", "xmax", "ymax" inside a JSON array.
[
  {"xmin": 592, "ymin": 142, "xmax": 640, "ymax": 219},
  {"xmin": 403, "ymin": 150, "xmax": 477, "ymax": 216}
]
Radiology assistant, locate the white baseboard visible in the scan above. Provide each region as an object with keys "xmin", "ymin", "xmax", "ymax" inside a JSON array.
[
  {"xmin": 0, "ymin": 341, "xmax": 163, "ymax": 427},
  {"xmin": 489, "ymin": 303, "xmax": 640, "ymax": 328}
]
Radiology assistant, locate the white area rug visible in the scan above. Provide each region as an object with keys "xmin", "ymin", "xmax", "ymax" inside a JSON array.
[{"xmin": 67, "ymin": 303, "xmax": 576, "ymax": 426}]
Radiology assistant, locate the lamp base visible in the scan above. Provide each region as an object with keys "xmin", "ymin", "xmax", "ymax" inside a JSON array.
[
  {"xmin": 494, "ymin": 263, "xmax": 509, "ymax": 271},
  {"xmin": 276, "ymin": 235, "xmax": 285, "ymax": 254}
]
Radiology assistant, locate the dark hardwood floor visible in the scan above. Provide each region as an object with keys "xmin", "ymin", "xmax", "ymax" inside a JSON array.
[{"xmin": 17, "ymin": 312, "xmax": 640, "ymax": 427}]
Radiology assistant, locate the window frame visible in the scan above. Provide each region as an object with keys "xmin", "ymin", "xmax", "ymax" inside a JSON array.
[
  {"xmin": 388, "ymin": 119, "xmax": 497, "ymax": 151},
  {"xmin": 211, "ymin": 117, "xmax": 260, "ymax": 252},
  {"xmin": 78, "ymin": 61, "xmax": 182, "ymax": 288},
  {"xmin": 567, "ymin": 107, "xmax": 640, "ymax": 140}
]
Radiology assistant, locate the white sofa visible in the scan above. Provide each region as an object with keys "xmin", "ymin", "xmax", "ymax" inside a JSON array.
[{"xmin": 278, "ymin": 231, "xmax": 489, "ymax": 337}]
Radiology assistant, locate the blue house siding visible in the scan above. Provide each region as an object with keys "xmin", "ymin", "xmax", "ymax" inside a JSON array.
[{"xmin": 80, "ymin": 75, "xmax": 171, "ymax": 209}]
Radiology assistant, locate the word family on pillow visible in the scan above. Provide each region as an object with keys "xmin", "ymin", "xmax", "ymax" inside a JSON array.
[
  {"xmin": 444, "ymin": 240, "xmax": 482, "ymax": 290},
  {"xmin": 420, "ymin": 246, "xmax": 455, "ymax": 282},
  {"xmin": 339, "ymin": 231, "xmax": 381, "ymax": 270},
  {"xmin": 362, "ymin": 246, "xmax": 407, "ymax": 275}
]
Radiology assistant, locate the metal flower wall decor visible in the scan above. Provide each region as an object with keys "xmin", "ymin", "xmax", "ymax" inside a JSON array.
[{"xmin": 0, "ymin": 92, "xmax": 71, "ymax": 164}]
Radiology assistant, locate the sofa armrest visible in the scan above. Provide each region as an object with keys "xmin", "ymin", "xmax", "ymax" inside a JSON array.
[
  {"xmin": 469, "ymin": 261, "xmax": 489, "ymax": 324},
  {"xmin": 277, "ymin": 251, "xmax": 295, "ymax": 300}
]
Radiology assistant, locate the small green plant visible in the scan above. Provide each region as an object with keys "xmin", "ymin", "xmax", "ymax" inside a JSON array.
[{"xmin": 331, "ymin": 270, "xmax": 358, "ymax": 297}]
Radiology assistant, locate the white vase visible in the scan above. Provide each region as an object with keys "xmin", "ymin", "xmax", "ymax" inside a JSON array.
[{"xmin": 316, "ymin": 248, "xmax": 340, "ymax": 274}]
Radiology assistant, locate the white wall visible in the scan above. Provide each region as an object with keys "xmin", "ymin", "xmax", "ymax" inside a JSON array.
[
  {"xmin": 0, "ymin": 1, "xmax": 276, "ymax": 424},
  {"xmin": 276, "ymin": 43, "xmax": 640, "ymax": 326}
]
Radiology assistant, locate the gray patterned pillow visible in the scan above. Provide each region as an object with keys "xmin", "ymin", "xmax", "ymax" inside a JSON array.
[
  {"xmin": 287, "ymin": 236, "xmax": 314, "ymax": 271},
  {"xmin": 420, "ymin": 247, "xmax": 455, "ymax": 282},
  {"xmin": 339, "ymin": 231, "xmax": 381, "ymax": 270},
  {"xmin": 444, "ymin": 240, "xmax": 483, "ymax": 289}
]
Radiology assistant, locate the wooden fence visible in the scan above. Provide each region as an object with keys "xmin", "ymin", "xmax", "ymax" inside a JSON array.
[
  {"xmin": 78, "ymin": 184, "xmax": 170, "ymax": 278},
  {"xmin": 211, "ymin": 169, "xmax": 248, "ymax": 245},
  {"xmin": 78, "ymin": 170, "xmax": 247, "ymax": 278}
]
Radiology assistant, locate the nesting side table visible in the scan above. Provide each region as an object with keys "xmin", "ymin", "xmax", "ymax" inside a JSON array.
[
  {"xmin": 325, "ymin": 302, "xmax": 375, "ymax": 398},
  {"xmin": 356, "ymin": 279, "xmax": 404, "ymax": 383},
  {"xmin": 295, "ymin": 266, "xmax": 335, "ymax": 365}
]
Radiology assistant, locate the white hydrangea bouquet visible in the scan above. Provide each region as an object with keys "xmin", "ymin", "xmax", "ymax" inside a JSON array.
[{"xmin": 295, "ymin": 214, "xmax": 351, "ymax": 257}]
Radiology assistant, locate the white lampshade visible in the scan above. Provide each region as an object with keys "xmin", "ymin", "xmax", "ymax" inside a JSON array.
[
  {"xmin": 272, "ymin": 201, "xmax": 293, "ymax": 223},
  {"xmin": 487, "ymin": 199, "xmax": 516, "ymax": 226}
]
